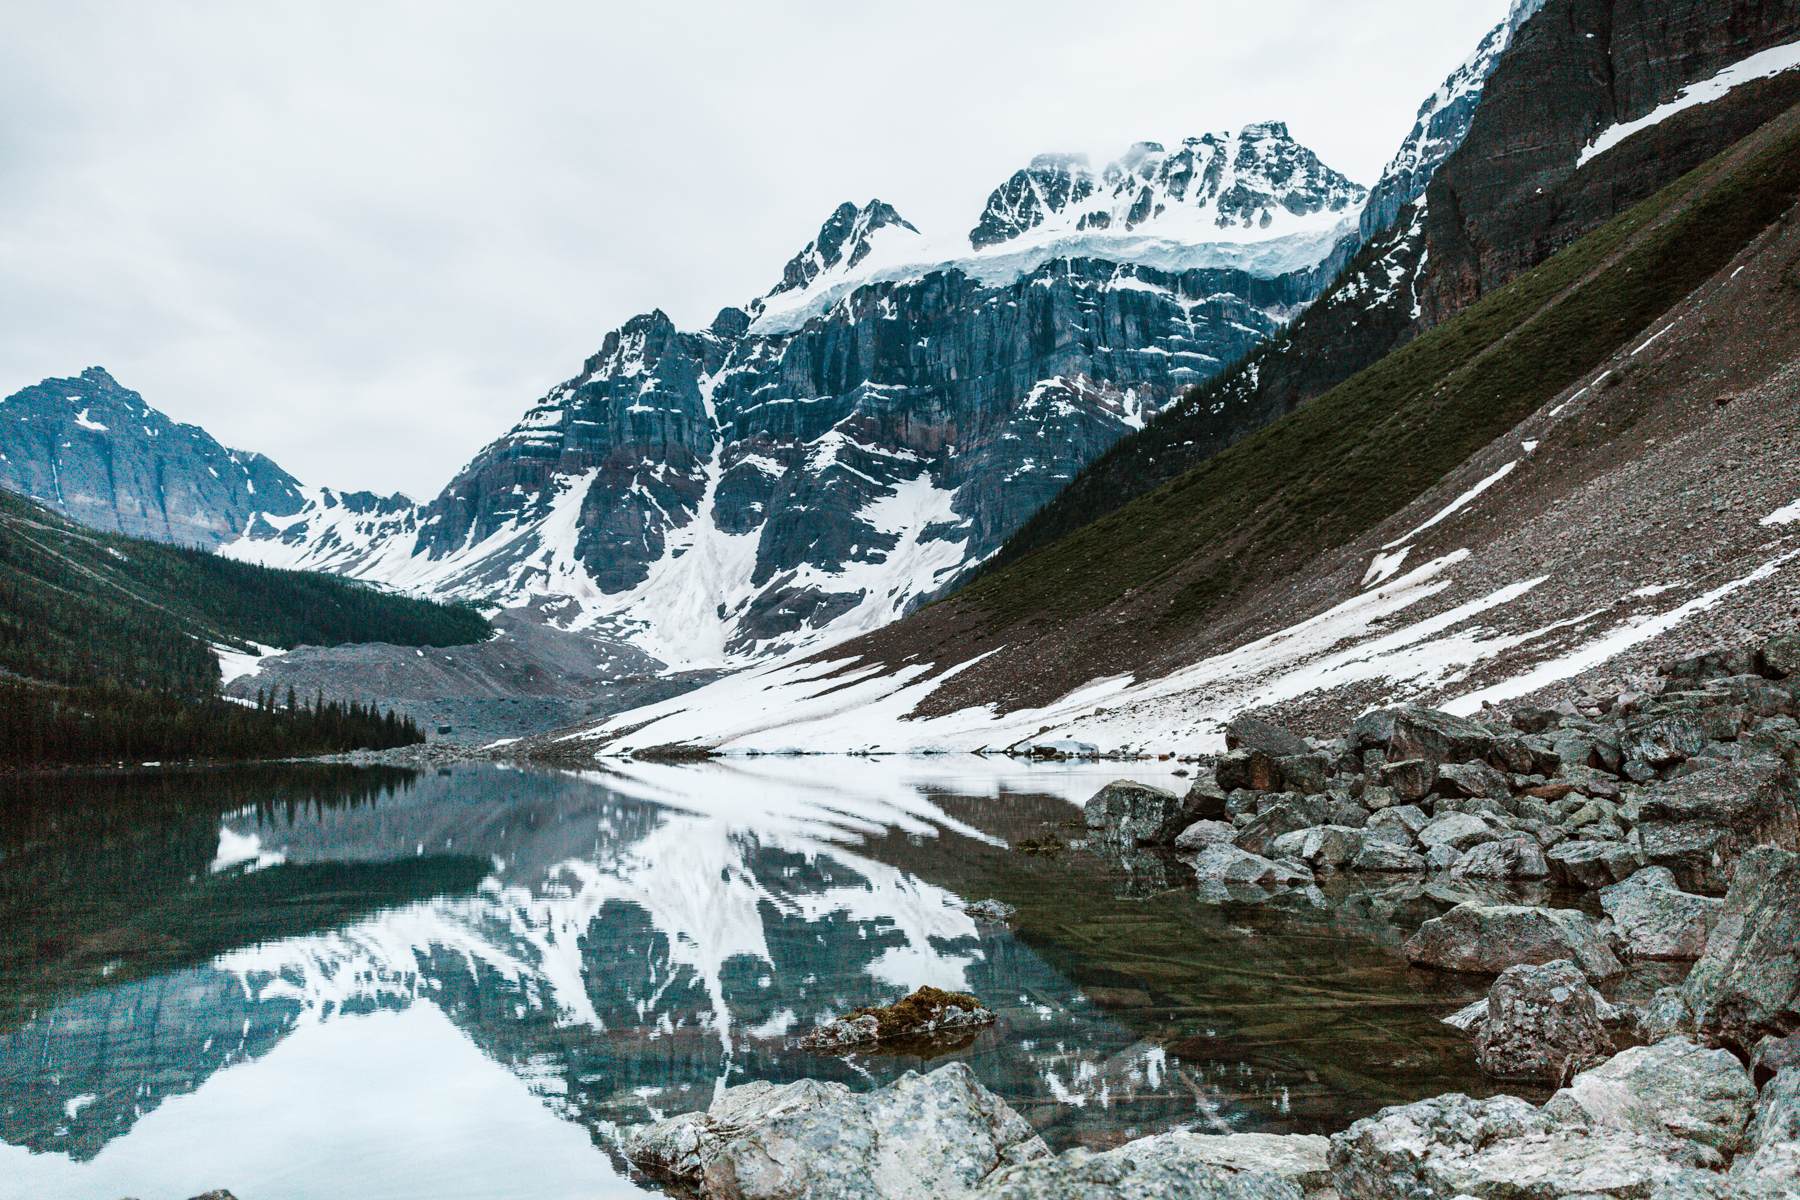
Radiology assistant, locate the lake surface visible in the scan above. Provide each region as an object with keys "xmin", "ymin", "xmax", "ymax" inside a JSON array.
[{"xmin": 0, "ymin": 759, "xmax": 1498, "ymax": 1199}]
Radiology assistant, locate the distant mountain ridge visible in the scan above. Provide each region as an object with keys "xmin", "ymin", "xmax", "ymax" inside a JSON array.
[{"xmin": 0, "ymin": 367, "xmax": 305, "ymax": 547}]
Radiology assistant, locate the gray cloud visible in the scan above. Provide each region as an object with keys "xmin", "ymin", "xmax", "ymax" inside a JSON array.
[{"xmin": 0, "ymin": 0, "xmax": 1509, "ymax": 496}]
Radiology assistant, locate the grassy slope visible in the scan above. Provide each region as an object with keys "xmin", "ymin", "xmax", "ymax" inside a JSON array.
[{"xmin": 949, "ymin": 106, "xmax": 1800, "ymax": 642}]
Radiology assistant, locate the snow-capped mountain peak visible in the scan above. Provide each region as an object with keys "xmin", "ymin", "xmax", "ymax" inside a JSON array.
[
  {"xmin": 970, "ymin": 123, "xmax": 1367, "ymax": 250},
  {"xmin": 769, "ymin": 200, "xmax": 922, "ymax": 298}
]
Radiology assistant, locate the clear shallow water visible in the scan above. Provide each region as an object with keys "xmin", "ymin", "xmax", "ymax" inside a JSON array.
[{"xmin": 0, "ymin": 759, "xmax": 1495, "ymax": 1200}]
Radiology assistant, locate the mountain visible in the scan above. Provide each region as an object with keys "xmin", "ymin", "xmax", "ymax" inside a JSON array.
[
  {"xmin": 991, "ymin": 0, "xmax": 1800, "ymax": 566},
  {"xmin": 0, "ymin": 486, "xmax": 487, "ymax": 765},
  {"xmin": 224, "ymin": 126, "xmax": 1367, "ymax": 669},
  {"xmin": 0, "ymin": 367, "xmax": 305, "ymax": 547},
  {"xmin": 571, "ymin": 3, "xmax": 1800, "ymax": 755}
]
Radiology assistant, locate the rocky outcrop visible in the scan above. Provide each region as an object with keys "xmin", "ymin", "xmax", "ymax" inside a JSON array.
[
  {"xmin": 1682, "ymin": 845, "xmax": 1800, "ymax": 1053},
  {"xmin": 1474, "ymin": 959, "xmax": 1613, "ymax": 1083},
  {"xmin": 1405, "ymin": 902, "xmax": 1622, "ymax": 978},
  {"xmin": 1630, "ymin": 759, "xmax": 1800, "ymax": 894},
  {"xmin": 626, "ymin": 1063, "xmax": 1047, "ymax": 1200},
  {"xmin": 0, "ymin": 367, "xmax": 304, "ymax": 547}
]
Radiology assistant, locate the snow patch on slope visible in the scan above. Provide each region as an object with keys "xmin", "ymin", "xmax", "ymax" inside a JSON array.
[{"xmin": 1578, "ymin": 39, "xmax": 1800, "ymax": 167}]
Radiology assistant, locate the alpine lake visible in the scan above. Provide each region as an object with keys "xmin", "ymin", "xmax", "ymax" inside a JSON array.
[{"xmin": 0, "ymin": 758, "xmax": 1517, "ymax": 1199}]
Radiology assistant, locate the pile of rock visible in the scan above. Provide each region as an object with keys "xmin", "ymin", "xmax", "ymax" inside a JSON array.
[
  {"xmin": 1082, "ymin": 638, "xmax": 1800, "ymax": 907},
  {"xmin": 627, "ymin": 1050, "xmax": 1800, "ymax": 1199}
]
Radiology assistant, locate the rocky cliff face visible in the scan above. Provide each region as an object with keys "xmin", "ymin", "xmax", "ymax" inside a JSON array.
[
  {"xmin": 229, "ymin": 130, "xmax": 1366, "ymax": 668},
  {"xmin": 1419, "ymin": 0, "xmax": 1800, "ymax": 320},
  {"xmin": 0, "ymin": 367, "xmax": 303, "ymax": 547}
]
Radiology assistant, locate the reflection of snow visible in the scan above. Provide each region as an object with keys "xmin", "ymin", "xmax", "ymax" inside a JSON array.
[
  {"xmin": 0, "ymin": 1004, "xmax": 635, "ymax": 1199},
  {"xmin": 208, "ymin": 827, "xmax": 285, "ymax": 874}
]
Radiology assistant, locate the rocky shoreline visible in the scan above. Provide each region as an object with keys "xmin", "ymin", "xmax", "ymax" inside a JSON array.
[{"xmin": 620, "ymin": 639, "xmax": 1800, "ymax": 1198}]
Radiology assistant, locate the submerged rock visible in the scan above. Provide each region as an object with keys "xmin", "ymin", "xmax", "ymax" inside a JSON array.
[
  {"xmin": 631, "ymin": 1063, "xmax": 1047, "ymax": 1200},
  {"xmin": 1475, "ymin": 959, "xmax": 1612, "ymax": 1083},
  {"xmin": 796, "ymin": 986, "xmax": 995, "ymax": 1052},
  {"xmin": 1404, "ymin": 902, "xmax": 1623, "ymax": 978},
  {"xmin": 1183, "ymin": 843, "xmax": 1312, "ymax": 889},
  {"xmin": 964, "ymin": 898, "xmax": 1018, "ymax": 924}
]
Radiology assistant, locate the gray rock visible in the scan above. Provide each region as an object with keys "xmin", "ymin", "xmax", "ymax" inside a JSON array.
[
  {"xmin": 1763, "ymin": 632, "xmax": 1800, "ymax": 678},
  {"xmin": 1436, "ymin": 760, "xmax": 1514, "ymax": 800},
  {"xmin": 1634, "ymin": 987, "xmax": 1698, "ymax": 1044},
  {"xmin": 973, "ymin": 1130, "xmax": 1321, "ymax": 1200},
  {"xmin": 1547, "ymin": 838, "xmax": 1644, "ymax": 888},
  {"xmin": 1730, "ymin": 1067, "xmax": 1800, "ymax": 1192},
  {"xmin": 1274, "ymin": 753, "xmax": 1330, "ymax": 795},
  {"xmin": 1380, "ymin": 757, "xmax": 1435, "ymax": 803},
  {"xmin": 1214, "ymin": 749, "xmax": 1286, "ymax": 793},
  {"xmin": 1599, "ymin": 867, "xmax": 1722, "ymax": 960},
  {"xmin": 1366, "ymin": 803, "xmax": 1429, "ymax": 842},
  {"xmin": 1328, "ymin": 1091, "xmax": 1690, "ymax": 1199},
  {"xmin": 1224, "ymin": 714, "xmax": 1314, "ymax": 759},
  {"xmin": 1173, "ymin": 819, "xmax": 1238, "ymax": 850},
  {"xmin": 1474, "ymin": 959, "xmax": 1612, "ymax": 1083},
  {"xmin": 1085, "ymin": 780, "xmax": 1195, "ymax": 846},
  {"xmin": 1184, "ymin": 843, "xmax": 1312, "ymax": 889},
  {"xmin": 1632, "ymin": 758, "xmax": 1800, "ymax": 894},
  {"xmin": 1751, "ymin": 1032, "xmax": 1800, "ymax": 1086},
  {"xmin": 964, "ymin": 899, "xmax": 1018, "ymax": 924},
  {"xmin": 1424, "ymin": 844, "xmax": 1461, "ymax": 871},
  {"xmin": 1404, "ymin": 903, "xmax": 1624, "ymax": 978},
  {"xmin": 1683, "ymin": 846, "xmax": 1800, "ymax": 1052},
  {"xmin": 697, "ymin": 1062, "xmax": 1049, "ymax": 1200},
  {"xmin": 1417, "ymin": 811, "xmax": 1499, "ymax": 853},
  {"xmin": 1350, "ymin": 841, "xmax": 1428, "ymax": 873},
  {"xmin": 1184, "ymin": 775, "xmax": 1230, "ymax": 821},
  {"xmin": 1452, "ymin": 836, "xmax": 1549, "ymax": 880},
  {"xmin": 628, "ymin": 1077, "xmax": 849, "ymax": 1186},
  {"xmin": 1385, "ymin": 706, "xmax": 1498, "ymax": 768},
  {"xmin": 1232, "ymin": 800, "xmax": 1323, "ymax": 856},
  {"xmin": 1443, "ymin": 997, "xmax": 1490, "ymax": 1031},
  {"xmin": 1543, "ymin": 1037, "xmax": 1756, "ymax": 1167},
  {"xmin": 1268, "ymin": 824, "xmax": 1366, "ymax": 870}
]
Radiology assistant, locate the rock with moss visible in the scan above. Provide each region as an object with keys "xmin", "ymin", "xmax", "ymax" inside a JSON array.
[
  {"xmin": 1474, "ymin": 959, "xmax": 1612, "ymax": 1083},
  {"xmin": 796, "ymin": 986, "xmax": 994, "ymax": 1052}
]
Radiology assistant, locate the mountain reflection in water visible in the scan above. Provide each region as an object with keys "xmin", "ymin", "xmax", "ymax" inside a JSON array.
[{"xmin": 0, "ymin": 758, "xmax": 1490, "ymax": 1200}]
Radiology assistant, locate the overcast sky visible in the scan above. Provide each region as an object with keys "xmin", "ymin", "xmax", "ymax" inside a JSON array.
[{"xmin": 1, "ymin": 1, "xmax": 1510, "ymax": 497}]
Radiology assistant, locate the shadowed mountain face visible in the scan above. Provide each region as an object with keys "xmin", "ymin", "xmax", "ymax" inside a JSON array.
[
  {"xmin": 0, "ymin": 761, "xmax": 1500, "ymax": 1197},
  {"xmin": 0, "ymin": 367, "xmax": 305, "ymax": 547}
]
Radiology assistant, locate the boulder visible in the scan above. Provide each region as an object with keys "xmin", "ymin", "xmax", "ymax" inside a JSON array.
[
  {"xmin": 694, "ymin": 1063, "xmax": 1049, "ymax": 1200},
  {"xmin": 1599, "ymin": 867, "xmax": 1722, "ymax": 960},
  {"xmin": 1183, "ymin": 775, "xmax": 1230, "ymax": 821},
  {"xmin": 973, "ymin": 1130, "xmax": 1321, "ymax": 1200},
  {"xmin": 1365, "ymin": 803, "xmax": 1429, "ymax": 844},
  {"xmin": 1546, "ymin": 838, "xmax": 1643, "ymax": 888},
  {"xmin": 1273, "ymin": 752, "xmax": 1330, "ymax": 795},
  {"xmin": 1630, "ymin": 758, "xmax": 1800, "ymax": 894},
  {"xmin": 1386, "ymin": 706, "xmax": 1498, "ymax": 768},
  {"xmin": 1452, "ymin": 836, "xmax": 1549, "ymax": 880},
  {"xmin": 1436, "ymin": 760, "xmax": 1514, "ymax": 800},
  {"xmin": 1350, "ymin": 841, "xmax": 1427, "ymax": 873},
  {"xmin": 1173, "ymin": 819, "xmax": 1238, "ymax": 850},
  {"xmin": 1416, "ymin": 811, "xmax": 1499, "ymax": 853},
  {"xmin": 1404, "ymin": 903, "xmax": 1623, "ymax": 978},
  {"xmin": 628, "ymin": 1077, "xmax": 849, "ymax": 1187},
  {"xmin": 1184, "ymin": 843, "xmax": 1311, "ymax": 889},
  {"xmin": 1763, "ymin": 632, "xmax": 1800, "ymax": 678},
  {"xmin": 1379, "ymin": 758, "xmax": 1435, "ymax": 803},
  {"xmin": 1729, "ymin": 1066, "xmax": 1800, "ymax": 1192},
  {"xmin": 1683, "ymin": 846, "xmax": 1800, "ymax": 1052},
  {"xmin": 1474, "ymin": 960, "xmax": 1612, "ymax": 1083},
  {"xmin": 1329, "ymin": 1092, "xmax": 1690, "ymax": 1199},
  {"xmin": 1224, "ymin": 714, "xmax": 1312, "ymax": 759},
  {"xmin": 1543, "ymin": 1037, "xmax": 1756, "ymax": 1167},
  {"xmin": 1085, "ymin": 780, "xmax": 1195, "ymax": 846},
  {"xmin": 1214, "ymin": 749, "xmax": 1285, "ymax": 793},
  {"xmin": 1268, "ymin": 825, "xmax": 1365, "ymax": 871},
  {"xmin": 1232, "ymin": 799, "xmax": 1324, "ymax": 856},
  {"xmin": 964, "ymin": 899, "xmax": 1018, "ymax": 924},
  {"xmin": 1751, "ymin": 1032, "xmax": 1800, "ymax": 1086}
]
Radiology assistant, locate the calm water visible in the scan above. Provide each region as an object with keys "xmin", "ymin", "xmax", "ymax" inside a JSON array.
[{"xmin": 0, "ymin": 759, "xmax": 1498, "ymax": 1200}]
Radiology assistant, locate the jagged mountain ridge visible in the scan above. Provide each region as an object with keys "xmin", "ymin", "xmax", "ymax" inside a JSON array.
[
  {"xmin": 0, "ymin": 367, "xmax": 305, "ymax": 547},
  {"xmin": 226, "ymin": 124, "xmax": 1371, "ymax": 669}
]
